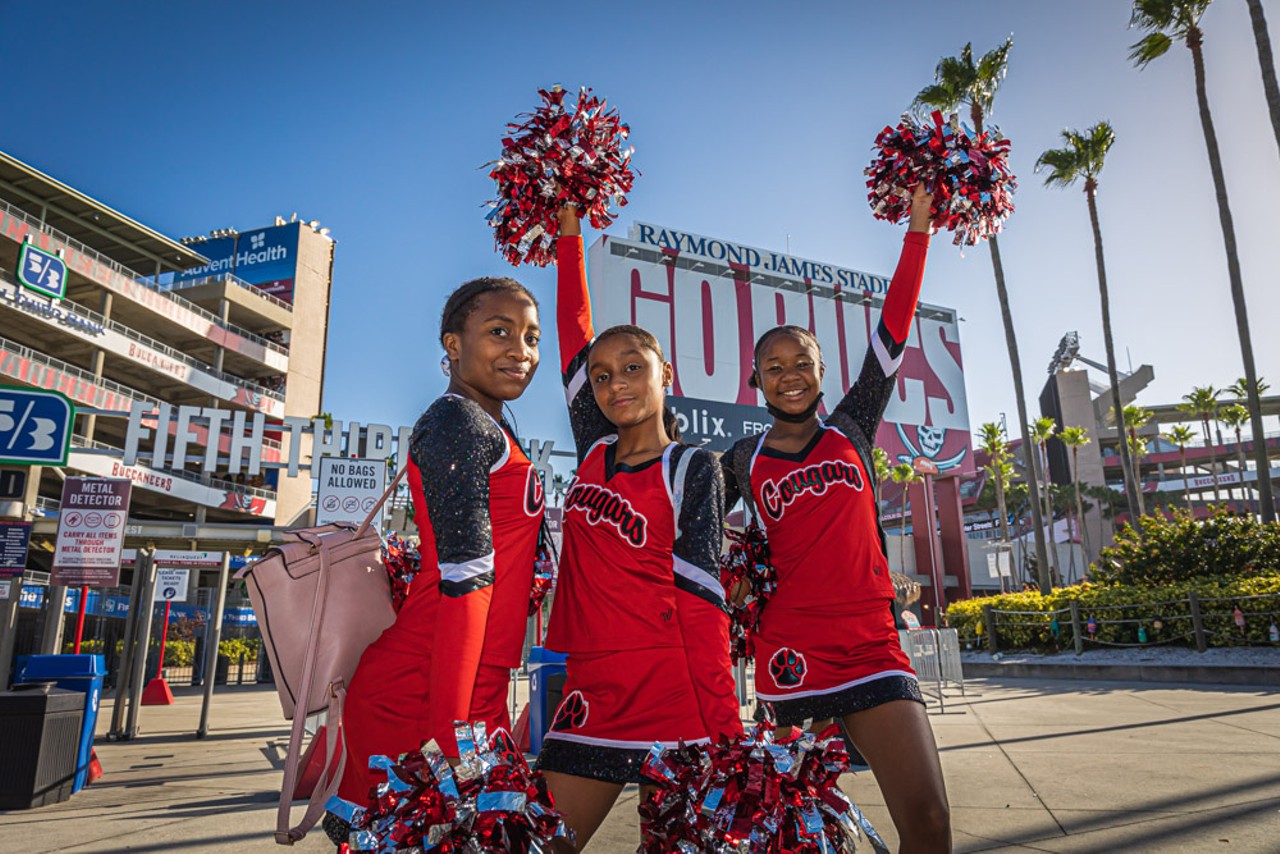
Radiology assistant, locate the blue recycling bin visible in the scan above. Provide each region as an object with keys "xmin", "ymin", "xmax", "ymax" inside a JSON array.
[
  {"xmin": 527, "ymin": 647, "xmax": 567, "ymax": 754},
  {"xmin": 15, "ymin": 655, "xmax": 106, "ymax": 793}
]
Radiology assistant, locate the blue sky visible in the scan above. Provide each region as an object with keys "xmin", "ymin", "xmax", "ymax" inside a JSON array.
[{"xmin": 5, "ymin": 1, "xmax": 1278, "ymax": 465}]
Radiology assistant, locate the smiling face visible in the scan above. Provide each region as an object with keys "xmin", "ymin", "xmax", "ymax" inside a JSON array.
[
  {"xmin": 587, "ymin": 330, "xmax": 672, "ymax": 430},
  {"xmin": 755, "ymin": 328, "xmax": 824, "ymax": 418},
  {"xmin": 442, "ymin": 290, "xmax": 540, "ymax": 409}
]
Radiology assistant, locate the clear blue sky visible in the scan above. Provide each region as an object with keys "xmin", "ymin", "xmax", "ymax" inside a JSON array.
[{"xmin": 5, "ymin": 1, "xmax": 1278, "ymax": 465}]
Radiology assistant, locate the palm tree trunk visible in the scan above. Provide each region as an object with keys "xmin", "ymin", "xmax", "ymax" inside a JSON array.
[
  {"xmin": 973, "ymin": 105, "xmax": 1052, "ymax": 592},
  {"xmin": 1180, "ymin": 446, "xmax": 1192, "ymax": 513},
  {"xmin": 1128, "ymin": 427, "xmax": 1146, "ymax": 516},
  {"xmin": 987, "ymin": 234, "xmax": 1052, "ymax": 593},
  {"xmin": 1085, "ymin": 187, "xmax": 1143, "ymax": 520},
  {"xmin": 1040, "ymin": 441, "xmax": 1060, "ymax": 583},
  {"xmin": 1203, "ymin": 416, "xmax": 1221, "ymax": 504},
  {"xmin": 996, "ymin": 478, "xmax": 1011, "ymax": 545},
  {"xmin": 1187, "ymin": 29, "xmax": 1277, "ymax": 522},
  {"xmin": 900, "ymin": 490, "xmax": 909, "ymax": 573},
  {"xmin": 1236, "ymin": 427, "xmax": 1251, "ymax": 514},
  {"xmin": 1071, "ymin": 445, "xmax": 1091, "ymax": 568},
  {"xmin": 1247, "ymin": 0, "xmax": 1280, "ymax": 157}
]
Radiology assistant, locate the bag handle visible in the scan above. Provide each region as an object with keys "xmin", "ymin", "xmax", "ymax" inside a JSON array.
[{"xmin": 355, "ymin": 465, "xmax": 408, "ymax": 539}]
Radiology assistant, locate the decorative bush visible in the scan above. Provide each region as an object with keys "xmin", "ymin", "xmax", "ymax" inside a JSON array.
[
  {"xmin": 1093, "ymin": 507, "xmax": 1280, "ymax": 586},
  {"xmin": 947, "ymin": 573, "xmax": 1280, "ymax": 652}
]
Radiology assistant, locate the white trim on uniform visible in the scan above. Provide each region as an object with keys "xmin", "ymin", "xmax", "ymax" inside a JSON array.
[
  {"xmin": 871, "ymin": 327, "xmax": 904, "ymax": 377},
  {"xmin": 438, "ymin": 552, "xmax": 496, "ymax": 585},
  {"xmin": 673, "ymin": 555, "xmax": 722, "ymax": 599},
  {"xmin": 755, "ymin": 668, "xmax": 918, "ymax": 702},
  {"xmin": 542, "ymin": 731, "xmax": 711, "ymax": 750}
]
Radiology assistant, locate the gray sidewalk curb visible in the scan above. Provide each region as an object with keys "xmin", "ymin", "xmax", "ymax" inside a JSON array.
[{"xmin": 963, "ymin": 661, "xmax": 1280, "ymax": 686}]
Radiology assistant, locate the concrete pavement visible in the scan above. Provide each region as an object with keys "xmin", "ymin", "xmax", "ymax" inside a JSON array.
[{"xmin": 0, "ymin": 677, "xmax": 1276, "ymax": 852}]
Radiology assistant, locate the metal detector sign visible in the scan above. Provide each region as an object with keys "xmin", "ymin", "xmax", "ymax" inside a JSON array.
[
  {"xmin": 154, "ymin": 568, "xmax": 190, "ymax": 602},
  {"xmin": 315, "ymin": 457, "xmax": 387, "ymax": 525},
  {"xmin": 51, "ymin": 477, "xmax": 132, "ymax": 586}
]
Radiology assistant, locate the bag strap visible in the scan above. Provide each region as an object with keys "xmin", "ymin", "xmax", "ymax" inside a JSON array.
[
  {"xmin": 732, "ymin": 437, "xmax": 760, "ymax": 524},
  {"xmin": 354, "ymin": 465, "xmax": 408, "ymax": 539},
  {"xmin": 274, "ymin": 535, "xmax": 338, "ymax": 844}
]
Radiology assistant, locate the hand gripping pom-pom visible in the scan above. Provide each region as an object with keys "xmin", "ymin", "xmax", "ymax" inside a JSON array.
[
  {"xmin": 639, "ymin": 724, "xmax": 889, "ymax": 853},
  {"xmin": 329, "ymin": 722, "xmax": 574, "ymax": 852},
  {"xmin": 486, "ymin": 86, "xmax": 637, "ymax": 266},
  {"xmin": 719, "ymin": 522, "xmax": 777, "ymax": 665},
  {"xmin": 865, "ymin": 110, "xmax": 1017, "ymax": 246},
  {"xmin": 382, "ymin": 536, "xmax": 419, "ymax": 612}
]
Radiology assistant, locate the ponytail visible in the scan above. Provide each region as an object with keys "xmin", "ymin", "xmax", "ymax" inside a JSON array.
[{"xmin": 663, "ymin": 405, "xmax": 683, "ymax": 444}]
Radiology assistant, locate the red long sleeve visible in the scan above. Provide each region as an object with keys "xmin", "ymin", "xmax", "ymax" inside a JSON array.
[
  {"xmin": 557, "ymin": 236, "xmax": 594, "ymax": 374},
  {"xmin": 878, "ymin": 231, "xmax": 930, "ymax": 344}
]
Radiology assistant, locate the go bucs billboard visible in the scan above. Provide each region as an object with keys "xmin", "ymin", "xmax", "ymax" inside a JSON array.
[{"xmin": 586, "ymin": 223, "xmax": 972, "ymax": 473}]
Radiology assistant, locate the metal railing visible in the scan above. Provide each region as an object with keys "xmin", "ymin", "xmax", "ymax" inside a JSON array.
[
  {"xmin": 0, "ymin": 198, "xmax": 288, "ymax": 356},
  {"xmin": 70, "ymin": 434, "xmax": 278, "ymax": 501},
  {"xmin": 0, "ymin": 332, "xmax": 162, "ymax": 409},
  {"xmin": 162, "ymin": 273, "xmax": 294, "ymax": 313},
  {"xmin": 1, "ymin": 268, "xmax": 285, "ymax": 403},
  {"xmin": 900, "ymin": 628, "xmax": 965, "ymax": 711}
]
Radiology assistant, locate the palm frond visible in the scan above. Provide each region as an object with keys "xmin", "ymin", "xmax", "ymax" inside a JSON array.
[
  {"xmin": 1034, "ymin": 146, "xmax": 1082, "ymax": 188},
  {"xmin": 1129, "ymin": 31, "xmax": 1174, "ymax": 67},
  {"xmin": 912, "ymin": 82, "xmax": 960, "ymax": 114}
]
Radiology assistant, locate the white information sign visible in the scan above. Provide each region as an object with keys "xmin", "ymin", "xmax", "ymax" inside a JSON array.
[
  {"xmin": 315, "ymin": 457, "xmax": 387, "ymax": 525},
  {"xmin": 154, "ymin": 568, "xmax": 191, "ymax": 602},
  {"xmin": 51, "ymin": 477, "xmax": 132, "ymax": 587},
  {"xmin": 0, "ymin": 579, "xmax": 11, "ymax": 599}
]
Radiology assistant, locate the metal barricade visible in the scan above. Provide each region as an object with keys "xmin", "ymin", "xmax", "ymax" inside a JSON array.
[{"xmin": 899, "ymin": 628, "xmax": 965, "ymax": 711}]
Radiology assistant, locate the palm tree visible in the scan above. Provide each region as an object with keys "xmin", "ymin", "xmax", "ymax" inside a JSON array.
[
  {"xmin": 1130, "ymin": 1, "xmax": 1276, "ymax": 522},
  {"xmin": 1180, "ymin": 385, "xmax": 1222, "ymax": 503},
  {"xmin": 914, "ymin": 39, "xmax": 1052, "ymax": 590},
  {"xmin": 1035, "ymin": 122, "xmax": 1143, "ymax": 522},
  {"xmin": 1246, "ymin": 0, "xmax": 1280, "ymax": 166},
  {"xmin": 1164, "ymin": 424, "xmax": 1198, "ymax": 512},
  {"xmin": 1219, "ymin": 403, "xmax": 1252, "ymax": 510},
  {"xmin": 1121, "ymin": 405, "xmax": 1152, "ymax": 515},
  {"xmin": 1057, "ymin": 426, "xmax": 1093, "ymax": 568},
  {"xmin": 1030, "ymin": 416, "xmax": 1060, "ymax": 585},
  {"xmin": 890, "ymin": 463, "xmax": 921, "ymax": 573},
  {"xmin": 977, "ymin": 421, "xmax": 1014, "ymax": 547}
]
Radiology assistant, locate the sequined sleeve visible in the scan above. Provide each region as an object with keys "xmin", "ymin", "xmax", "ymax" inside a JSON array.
[
  {"xmin": 557, "ymin": 235, "xmax": 615, "ymax": 462},
  {"xmin": 411, "ymin": 395, "xmax": 506, "ymax": 587},
  {"xmin": 833, "ymin": 231, "xmax": 930, "ymax": 444},
  {"xmin": 672, "ymin": 447, "xmax": 742, "ymax": 739}
]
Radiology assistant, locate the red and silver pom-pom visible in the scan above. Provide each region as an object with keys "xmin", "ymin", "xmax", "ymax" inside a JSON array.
[
  {"xmin": 383, "ymin": 536, "xmax": 419, "ymax": 612},
  {"xmin": 639, "ymin": 724, "xmax": 888, "ymax": 853},
  {"xmin": 329, "ymin": 722, "xmax": 574, "ymax": 852},
  {"xmin": 865, "ymin": 110, "xmax": 1017, "ymax": 246},
  {"xmin": 486, "ymin": 86, "xmax": 637, "ymax": 266},
  {"xmin": 720, "ymin": 522, "xmax": 776, "ymax": 665}
]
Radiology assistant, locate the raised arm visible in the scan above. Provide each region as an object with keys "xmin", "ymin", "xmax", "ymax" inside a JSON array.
[
  {"xmin": 672, "ymin": 448, "xmax": 743, "ymax": 740},
  {"xmin": 414, "ymin": 397, "xmax": 507, "ymax": 757},
  {"xmin": 556, "ymin": 207, "xmax": 615, "ymax": 462},
  {"xmin": 834, "ymin": 185, "xmax": 932, "ymax": 443}
]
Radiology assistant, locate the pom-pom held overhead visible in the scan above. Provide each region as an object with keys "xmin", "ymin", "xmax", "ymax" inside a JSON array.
[
  {"xmin": 486, "ymin": 86, "xmax": 636, "ymax": 266},
  {"xmin": 720, "ymin": 522, "xmax": 776, "ymax": 665},
  {"xmin": 866, "ymin": 111, "xmax": 1017, "ymax": 246},
  {"xmin": 639, "ymin": 723, "xmax": 889, "ymax": 853},
  {"xmin": 328, "ymin": 722, "xmax": 573, "ymax": 852}
]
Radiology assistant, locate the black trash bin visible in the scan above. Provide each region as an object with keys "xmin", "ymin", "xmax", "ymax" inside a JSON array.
[
  {"xmin": 0, "ymin": 684, "xmax": 85, "ymax": 809},
  {"xmin": 214, "ymin": 654, "xmax": 230, "ymax": 686}
]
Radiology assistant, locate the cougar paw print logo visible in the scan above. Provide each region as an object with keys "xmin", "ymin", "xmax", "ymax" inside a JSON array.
[
  {"xmin": 768, "ymin": 648, "xmax": 807, "ymax": 689},
  {"xmin": 550, "ymin": 690, "xmax": 589, "ymax": 731}
]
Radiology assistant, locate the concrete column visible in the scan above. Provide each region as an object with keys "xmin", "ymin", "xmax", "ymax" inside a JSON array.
[{"xmin": 935, "ymin": 475, "xmax": 972, "ymax": 602}]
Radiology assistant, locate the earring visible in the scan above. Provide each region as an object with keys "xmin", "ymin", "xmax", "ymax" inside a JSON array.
[{"xmin": 440, "ymin": 355, "xmax": 451, "ymax": 377}]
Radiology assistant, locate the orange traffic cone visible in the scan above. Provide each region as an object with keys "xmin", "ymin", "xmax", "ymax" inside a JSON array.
[
  {"xmin": 140, "ymin": 677, "xmax": 174, "ymax": 705},
  {"xmin": 87, "ymin": 748, "xmax": 104, "ymax": 785}
]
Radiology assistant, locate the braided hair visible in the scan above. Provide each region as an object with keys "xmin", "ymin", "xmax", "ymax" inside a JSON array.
[
  {"xmin": 748, "ymin": 325, "xmax": 822, "ymax": 388},
  {"xmin": 439, "ymin": 277, "xmax": 538, "ymax": 345}
]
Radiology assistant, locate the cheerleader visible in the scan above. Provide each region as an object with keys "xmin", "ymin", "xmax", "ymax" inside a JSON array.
[
  {"xmin": 333, "ymin": 278, "xmax": 546, "ymax": 825},
  {"xmin": 538, "ymin": 206, "xmax": 741, "ymax": 848},
  {"xmin": 722, "ymin": 185, "xmax": 951, "ymax": 852}
]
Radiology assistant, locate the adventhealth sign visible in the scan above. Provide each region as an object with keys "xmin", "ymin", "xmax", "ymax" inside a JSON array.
[
  {"xmin": 17, "ymin": 241, "xmax": 67, "ymax": 300},
  {"xmin": 0, "ymin": 385, "xmax": 73, "ymax": 466}
]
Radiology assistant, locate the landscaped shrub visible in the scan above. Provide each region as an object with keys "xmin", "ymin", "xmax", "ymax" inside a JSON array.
[{"xmin": 1093, "ymin": 507, "xmax": 1280, "ymax": 586}]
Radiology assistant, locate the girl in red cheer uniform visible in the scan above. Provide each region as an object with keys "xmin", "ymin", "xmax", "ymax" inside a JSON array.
[
  {"xmin": 722, "ymin": 186, "xmax": 951, "ymax": 852},
  {"xmin": 335, "ymin": 278, "xmax": 545, "ymax": 816},
  {"xmin": 539, "ymin": 206, "xmax": 741, "ymax": 848}
]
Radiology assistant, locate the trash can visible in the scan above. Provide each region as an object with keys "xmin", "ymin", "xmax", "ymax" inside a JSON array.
[
  {"xmin": 14, "ymin": 654, "xmax": 106, "ymax": 793},
  {"xmin": 0, "ymin": 684, "xmax": 84, "ymax": 808},
  {"xmin": 527, "ymin": 647, "xmax": 567, "ymax": 755}
]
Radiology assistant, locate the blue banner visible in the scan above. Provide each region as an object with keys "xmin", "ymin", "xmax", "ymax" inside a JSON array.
[
  {"xmin": 19, "ymin": 586, "xmax": 256, "ymax": 625},
  {"xmin": 173, "ymin": 223, "xmax": 301, "ymax": 303}
]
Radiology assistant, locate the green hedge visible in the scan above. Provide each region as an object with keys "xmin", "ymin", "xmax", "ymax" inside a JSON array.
[
  {"xmin": 947, "ymin": 573, "xmax": 1280, "ymax": 652},
  {"xmin": 1094, "ymin": 507, "xmax": 1280, "ymax": 585},
  {"xmin": 62, "ymin": 637, "xmax": 259, "ymax": 666}
]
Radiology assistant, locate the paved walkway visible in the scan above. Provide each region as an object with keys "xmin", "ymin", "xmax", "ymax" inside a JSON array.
[{"xmin": 0, "ymin": 677, "xmax": 1276, "ymax": 852}]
